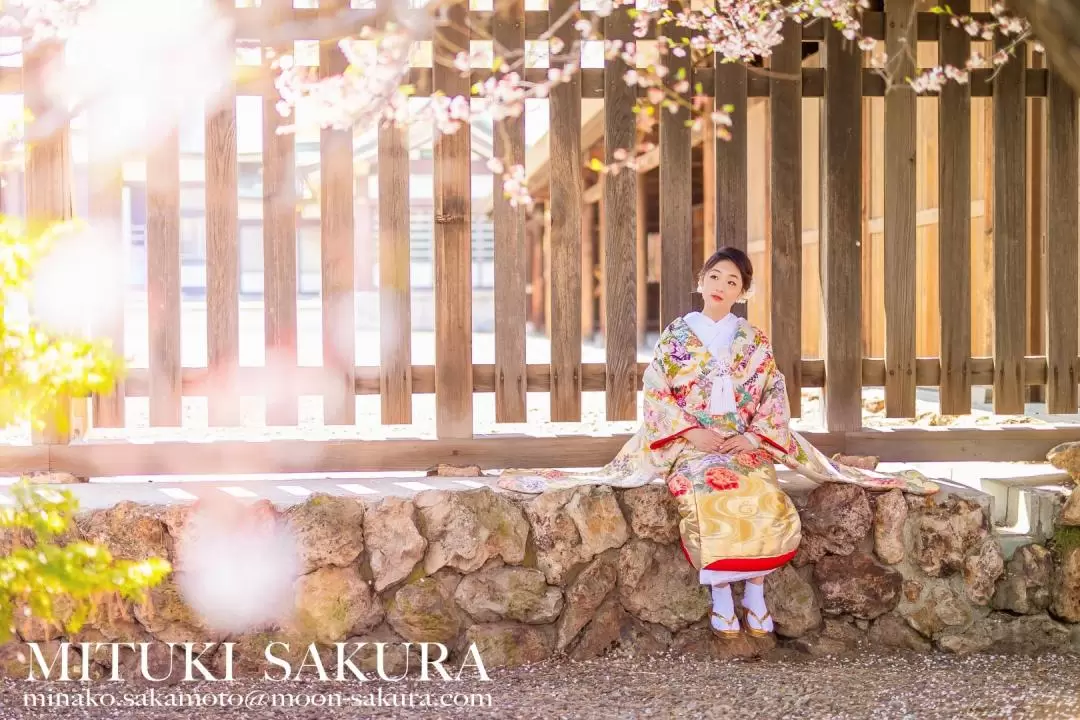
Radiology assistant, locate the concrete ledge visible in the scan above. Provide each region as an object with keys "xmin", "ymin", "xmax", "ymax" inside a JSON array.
[{"xmin": 1, "ymin": 480, "xmax": 1078, "ymax": 681}]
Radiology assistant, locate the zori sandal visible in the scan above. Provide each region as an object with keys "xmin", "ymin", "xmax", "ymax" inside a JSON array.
[{"xmin": 710, "ymin": 609, "xmax": 742, "ymax": 639}]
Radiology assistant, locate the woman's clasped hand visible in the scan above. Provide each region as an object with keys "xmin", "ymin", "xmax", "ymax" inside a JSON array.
[{"xmin": 683, "ymin": 428, "xmax": 756, "ymax": 455}]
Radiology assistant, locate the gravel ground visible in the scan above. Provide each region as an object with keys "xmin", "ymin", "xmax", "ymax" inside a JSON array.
[{"xmin": 3, "ymin": 650, "xmax": 1079, "ymax": 719}]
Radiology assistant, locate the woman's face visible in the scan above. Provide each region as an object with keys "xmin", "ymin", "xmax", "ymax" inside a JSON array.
[{"xmin": 700, "ymin": 259, "xmax": 744, "ymax": 316}]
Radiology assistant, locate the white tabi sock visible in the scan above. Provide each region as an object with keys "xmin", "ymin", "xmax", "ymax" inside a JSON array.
[
  {"xmin": 710, "ymin": 584, "xmax": 736, "ymax": 629},
  {"xmin": 741, "ymin": 581, "xmax": 773, "ymax": 630}
]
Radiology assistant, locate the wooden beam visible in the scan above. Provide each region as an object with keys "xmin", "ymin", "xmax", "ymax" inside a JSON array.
[
  {"xmin": 116, "ymin": 355, "xmax": 1063, "ymax": 397},
  {"xmin": 35, "ymin": 424, "xmax": 1080, "ymax": 478}
]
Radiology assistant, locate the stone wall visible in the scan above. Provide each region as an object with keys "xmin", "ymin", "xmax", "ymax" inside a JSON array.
[{"xmin": 2, "ymin": 481, "xmax": 1079, "ymax": 680}]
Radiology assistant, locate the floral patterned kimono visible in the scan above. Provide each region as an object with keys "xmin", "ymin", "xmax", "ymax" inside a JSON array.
[{"xmin": 498, "ymin": 312, "xmax": 940, "ymax": 584}]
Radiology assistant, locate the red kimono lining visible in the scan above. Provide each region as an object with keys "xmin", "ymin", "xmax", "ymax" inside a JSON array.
[{"xmin": 680, "ymin": 540, "xmax": 797, "ymax": 572}]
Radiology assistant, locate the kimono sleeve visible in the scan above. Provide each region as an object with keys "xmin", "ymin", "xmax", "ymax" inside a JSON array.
[
  {"xmin": 641, "ymin": 336, "xmax": 701, "ymax": 451},
  {"xmin": 747, "ymin": 341, "xmax": 797, "ymax": 455}
]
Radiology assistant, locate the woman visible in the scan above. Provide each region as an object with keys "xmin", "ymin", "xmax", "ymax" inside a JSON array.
[{"xmin": 498, "ymin": 247, "xmax": 940, "ymax": 639}]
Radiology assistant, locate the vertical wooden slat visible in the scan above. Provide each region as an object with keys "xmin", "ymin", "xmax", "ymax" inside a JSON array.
[
  {"xmin": 147, "ymin": 130, "xmax": 182, "ymax": 427},
  {"xmin": 715, "ymin": 60, "xmax": 748, "ymax": 322},
  {"xmin": 433, "ymin": 0, "xmax": 474, "ymax": 437},
  {"xmin": 604, "ymin": 3, "xmax": 638, "ymax": 421},
  {"xmin": 938, "ymin": 0, "xmax": 972, "ymax": 415},
  {"xmin": 24, "ymin": 43, "xmax": 77, "ymax": 441},
  {"xmin": 714, "ymin": 63, "xmax": 748, "ymax": 253},
  {"xmin": 543, "ymin": 205, "xmax": 552, "ymax": 336},
  {"xmin": 263, "ymin": 0, "xmax": 299, "ymax": 426},
  {"xmin": 529, "ymin": 208, "xmax": 545, "ymax": 329},
  {"xmin": 1027, "ymin": 50, "xmax": 1045, "ymax": 405},
  {"xmin": 659, "ymin": 3, "xmax": 693, "ymax": 329},
  {"xmin": 205, "ymin": 8, "xmax": 240, "ymax": 427},
  {"xmin": 492, "ymin": 0, "xmax": 527, "ymax": 423},
  {"xmin": 992, "ymin": 33, "xmax": 1027, "ymax": 414},
  {"xmin": 548, "ymin": 0, "xmax": 582, "ymax": 422},
  {"xmin": 769, "ymin": 23, "xmax": 802, "ymax": 417},
  {"xmin": 636, "ymin": 177, "xmax": 649, "ymax": 347},
  {"xmin": 88, "ymin": 106, "xmax": 126, "ymax": 428},
  {"xmin": 581, "ymin": 201, "xmax": 596, "ymax": 340},
  {"xmin": 884, "ymin": 0, "xmax": 917, "ymax": 417},
  {"xmin": 377, "ymin": 116, "xmax": 411, "ymax": 426},
  {"xmin": 323, "ymin": 0, "xmax": 358, "ymax": 426},
  {"xmin": 821, "ymin": 25, "xmax": 863, "ymax": 432},
  {"xmin": 1046, "ymin": 65, "xmax": 1079, "ymax": 413},
  {"xmin": 598, "ymin": 177, "xmax": 608, "ymax": 337},
  {"xmin": 701, "ymin": 103, "xmax": 717, "ymax": 259},
  {"xmin": 859, "ymin": 99, "xmax": 874, "ymax": 358}
]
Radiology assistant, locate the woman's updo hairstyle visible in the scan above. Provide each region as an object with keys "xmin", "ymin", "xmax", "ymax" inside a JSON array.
[{"xmin": 698, "ymin": 246, "xmax": 754, "ymax": 300}]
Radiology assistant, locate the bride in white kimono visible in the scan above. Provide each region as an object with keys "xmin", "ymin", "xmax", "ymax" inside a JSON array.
[{"xmin": 499, "ymin": 248, "xmax": 940, "ymax": 639}]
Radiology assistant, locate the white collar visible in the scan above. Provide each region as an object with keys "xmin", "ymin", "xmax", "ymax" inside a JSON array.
[
  {"xmin": 684, "ymin": 311, "xmax": 740, "ymax": 355},
  {"xmin": 683, "ymin": 311, "xmax": 741, "ymax": 414}
]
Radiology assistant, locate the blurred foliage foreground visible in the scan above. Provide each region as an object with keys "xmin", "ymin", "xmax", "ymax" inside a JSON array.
[{"xmin": 0, "ymin": 216, "xmax": 171, "ymax": 644}]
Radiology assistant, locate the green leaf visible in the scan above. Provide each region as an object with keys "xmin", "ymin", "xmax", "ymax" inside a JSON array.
[{"xmin": 0, "ymin": 218, "xmax": 168, "ymax": 646}]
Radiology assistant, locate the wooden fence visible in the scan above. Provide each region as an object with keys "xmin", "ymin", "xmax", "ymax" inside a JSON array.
[{"xmin": 1, "ymin": 0, "xmax": 1079, "ymax": 478}]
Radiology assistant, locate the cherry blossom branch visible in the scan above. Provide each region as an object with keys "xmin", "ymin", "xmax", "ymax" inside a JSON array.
[{"xmin": 0, "ymin": 0, "xmax": 1055, "ymax": 211}]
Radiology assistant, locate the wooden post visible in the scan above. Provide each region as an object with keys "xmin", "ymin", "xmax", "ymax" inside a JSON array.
[
  {"xmin": 24, "ymin": 42, "xmax": 79, "ymax": 442},
  {"xmin": 883, "ymin": 0, "xmax": 917, "ymax": 417},
  {"xmin": 821, "ymin": 24, "xmax": 863, "ymax": 432},
  {"xmin": 603, "ymin": 5, "xmax": 639, "ymax": 421},
  {"xmin": 769, "ymin": 22, "xmax": 802, "ymax": 417},
  {"xmin": 659, "ymin": 1, "xmax": 694, "ymax": 329},
  {"xmin": 992, "ymin": 31, "xmax": 1028, "ymax": 414},
  {"xmin": 147, "ymin": 132, "xmax": 182, "ymax": 427},
  {"xmin": 582, "ymin": 199, "xmax": 596, "ymax": 341},
  {"xmin": 548, "ymin": 0, "xmax": 583, "ymax": 422},
  {"xmin": 324, "ymin": 0, "xmax": 359, "ymax": 426},
  {"xmin": 938, "ymin": 0, "xmax": 973, "ymax": 415},
  {"xmin": 1026, "ymin": 50, "xmax": 1045, "ymax": 405},
  {"xmin": 636, "ymin": 177, "xmax": 648, "ymax": 348},
  {"xmin": 1045, "ymin": 64, "xmax": 1079, "ymax": 413},
  {"xmin": 89, "ymin": 84, "xmax": 127, "ymax": 429},
  {"xmin": 263, "ymin": 0, "xmax": 299, "ymax": 426},
  {"xmin": 432, "ymin": 0, "xmax": 474, "ymax": 438},
  {"xmin": 492, "ymin": 0, "xmax": 527, "ymax": 423},
  {"xmin": 205, "ymin": 0, "xmax": 240, "ymax": 427}
]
